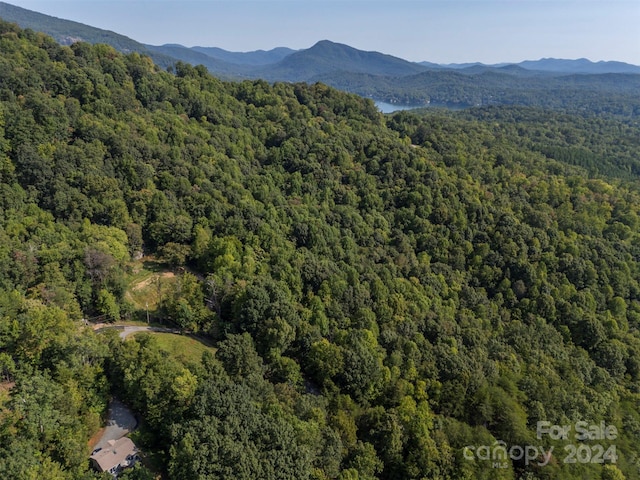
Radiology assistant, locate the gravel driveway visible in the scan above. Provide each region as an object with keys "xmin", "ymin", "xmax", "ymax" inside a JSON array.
[{"xmin": 92, "ymin": 399, "xmax": 138, "ymax": 451}]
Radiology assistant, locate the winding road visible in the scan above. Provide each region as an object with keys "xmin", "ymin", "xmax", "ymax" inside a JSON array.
[{"xmin": 118, "ymin": 325, "xmax": 181, "ymax": 339}]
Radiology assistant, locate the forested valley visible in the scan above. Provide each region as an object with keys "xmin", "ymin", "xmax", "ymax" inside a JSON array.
[{"xmin": 1, "ymin": 21, "xmax": 640, "ymax": 480}]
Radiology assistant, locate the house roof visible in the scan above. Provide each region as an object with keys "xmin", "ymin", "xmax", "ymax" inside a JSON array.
[{"xmin": 90, "ymin": 437, "xmax": 137, "ymax": 472}]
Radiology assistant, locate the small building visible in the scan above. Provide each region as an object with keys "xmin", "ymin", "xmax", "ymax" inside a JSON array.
[{"xmin": 90, "ymin": 437, "xmax": 139, "ymax": 476}]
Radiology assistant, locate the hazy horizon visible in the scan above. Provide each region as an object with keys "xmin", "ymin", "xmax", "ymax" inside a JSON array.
[{"xmin": 4, "ymin": 0, "xmax": 640, "ymax": 65}]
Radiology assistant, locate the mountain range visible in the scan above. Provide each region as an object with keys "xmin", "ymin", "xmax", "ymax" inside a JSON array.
[{"xmin": 1, "ymin": 1, "xmax": 639, "ymax": 110}]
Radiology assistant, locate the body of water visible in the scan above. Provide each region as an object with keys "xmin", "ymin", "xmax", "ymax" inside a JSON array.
[
  {"xmin": 374, "ymin": 101, "xmax": 424, "ymax": 114},
  {"xmin": 374, "ymin": 100, "xmax": 469, "ymax": 113}
]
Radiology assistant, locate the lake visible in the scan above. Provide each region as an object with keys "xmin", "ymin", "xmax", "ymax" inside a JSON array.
[
  {"xmin": 374, "ymin": 101, "xmax": 423, "ymax": 114},
  {"xmin": 374, "ymin": 100, "xmax": 469, "ymax": 113}
]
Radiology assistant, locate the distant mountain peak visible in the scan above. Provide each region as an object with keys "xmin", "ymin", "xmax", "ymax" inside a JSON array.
[
  {"xmin": 161, "ymin": 43, "xmax": 187, "ymax": 49},
  {"xmin": 307, "ymin": 39, "xmax": 390, "ymax": 56},
  {"xmin": 307, "ymin": 39, "xmax": 360, "ymax": 52},
  {"xmin": 313, "ymin": 39, "xmax": 350, "ymax": 47},
  {"xmin": 258, "ymin": 39, "xmax": 427, "ymax": 81}
]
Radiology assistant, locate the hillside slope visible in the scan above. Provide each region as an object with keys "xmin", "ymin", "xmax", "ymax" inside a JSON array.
[
  {"xmin": 191, "ymin": 45, "xmax": 297, "ymax": 65},
  {"xmin": 0, "ymin": 0, "xmax": 182, "ymax": 70}
]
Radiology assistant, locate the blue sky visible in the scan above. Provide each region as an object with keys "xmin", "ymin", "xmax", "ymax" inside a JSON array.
[{"xmin": 6, "ymin": 0, "xmax": 640, "ymax": 64}]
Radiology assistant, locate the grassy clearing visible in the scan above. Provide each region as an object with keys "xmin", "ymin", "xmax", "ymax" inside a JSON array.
[
  {"xmin": 125, "ymin": 258, "xmax": 215, "ymax": 365},
  {"xmin": 124, "ymin": 258, "xmax": 177, "ymax": 313},
  {"xmin": 133, "ymin": 331, "xmax": 215, "ymax": 366}
]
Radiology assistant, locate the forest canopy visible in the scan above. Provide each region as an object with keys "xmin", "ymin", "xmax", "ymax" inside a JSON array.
[{"xmin": 0, "ymin": 20, "xmax": 639, "ymax": 480}]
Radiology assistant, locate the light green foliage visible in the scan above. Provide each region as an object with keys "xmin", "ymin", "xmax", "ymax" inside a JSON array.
[
  {"xmin": 171, "ymin": 368, "xmax": 197, "ymax": 405},
  {"xmin": 96, "ymin": 288, "xmax": 120, "ymax": 322},
  {"xmin": 602, "ymin": 465, "xmax": 627, "ymax": 480}
]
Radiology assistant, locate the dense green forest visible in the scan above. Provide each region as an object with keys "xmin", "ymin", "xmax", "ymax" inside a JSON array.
[{"xmin": 1, "ymin": 21, "xmax": 640, "ymax": 479}]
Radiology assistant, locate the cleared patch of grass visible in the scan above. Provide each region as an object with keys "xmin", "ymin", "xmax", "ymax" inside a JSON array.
[
  {"xmin": 133, "ymin": 331, "xmax": 215, "ymax": 366},
  {"xmin": 124, "ymin": 258, "xmax": 177, "ymax": 313}
]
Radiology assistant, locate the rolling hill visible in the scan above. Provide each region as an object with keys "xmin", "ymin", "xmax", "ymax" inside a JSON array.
[
  {"xmin": 430, "ymin": 58, "xmax": 640, "ymax": 74},
  {"xmin": 191, "ymin": 45, "xmax": 297, "ymax": 65},
  {"xmin": 518, "ymin": 57, "xmax": 640, "ymax": 74}
]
